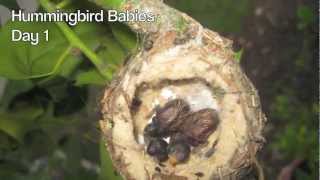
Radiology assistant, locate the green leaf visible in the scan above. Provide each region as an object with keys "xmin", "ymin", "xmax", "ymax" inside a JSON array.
[
  {"xmin": 41, "ymin": 82, "xmax": 88, "ymax": 116},
  {"xmin": 57, "ymin": 53, "xmax": 82, "ymax": 78},
  {"xmin": 0, "ymin": 21, "xmax": 70, "ymax": 79},
  {"xmin": 36, "ymin": 103, "xmax": 77, "ymax": 133},
  {"xmin": 297, "ymin": 5, "xmax": 314, "ymax": 29},
  {"xmin": 75, "ymin": 69, "xmax": 107, "ymax": 86},
  {"xmin": 110, "ymin": 23, "xmax": 137, "ymax": 51},
  {"xmin": 93, "ymin": 0, "xmax": 124, "ymax": 11},
  {"xmin": 99, "ymin": 137, "xmax": 123, "ymax": 180},
  {"xmin": 0, "ymin": 0, "xmax": 19, "ymax": 10},
  {"xmin": 73, "ymin": 23, "xmax": 127, "ymax": 80},
  {"xmin": 73, "ymin": 22, "xmax": 104, "ymax": 50},
  {"xmin": 97, "ymin": 35, "xmax": 126, "ymax": 66},
  {"xmin": 234, "ymin": 49, "xmax": 243, "ymax": 63},
  {"xmin": 0, "ymin": 105, "xmax": 44, "ymax": 142},
  {"xmin": 39, "ymin": 77, "xmax": 70, "ymax": 102},
  {"xmin": 0, "ymin": 21, "xmax": 114, "ymax": 80},
  {"xmin": 0, "ymin": 80, "xmax": 34, "ymax": 109}
]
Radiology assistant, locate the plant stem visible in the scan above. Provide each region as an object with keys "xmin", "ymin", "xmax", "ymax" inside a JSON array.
[
  {"xmin": 56, "ymin": 0, "xmax": 72, "ymax": 9},
  {"xmin": 29, "ymin": 45, "xmax": 73, "ymax": 79},
  {"xmin": 93, "ymin": 0, "xmax": 126, "ymax": 10},
  {"xmin": 39, "ymin": 0, "xmax": 115, "ymax": 80},
  {"xmin": 35, "ymin": 45, "xmax": 73, "ymax": 85}
]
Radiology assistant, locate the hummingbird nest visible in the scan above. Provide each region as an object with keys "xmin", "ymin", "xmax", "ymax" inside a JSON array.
[{"xmin": 100, "ymin": 1, "xmax": 266, "ymax": 179}]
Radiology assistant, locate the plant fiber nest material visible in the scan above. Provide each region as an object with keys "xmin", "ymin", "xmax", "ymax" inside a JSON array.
[{"xmin": 100, "ymin": 1, "xmax": 267, "ymax": 179}]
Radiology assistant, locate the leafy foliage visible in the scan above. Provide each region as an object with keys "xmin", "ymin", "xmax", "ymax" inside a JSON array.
[
  {"xmin": 0, "ymin": 21, "xmax": 69, "ymax": 79},
  {"xmin": 269, "ymin": 6, "xmax": 318, "ymax": 177},
  {"xmin": 99, "ymin": 138, "xmax": 123, "ymax": 180},
  {"xmin": 0, "ymin": 0, "xmax": 137, "ymax": 179},
  {"xmin": 297, "ymin": 5, "xmax": 315, "ymax": 30},
  {"xmin": 234, "ymin": 49, "xmax": 243, "ymax": 63}
]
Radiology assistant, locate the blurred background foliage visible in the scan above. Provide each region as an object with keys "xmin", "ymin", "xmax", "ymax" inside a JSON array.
[{"xmin": 0, "ymin": 0, "xmax": 318, "ymax": 179}]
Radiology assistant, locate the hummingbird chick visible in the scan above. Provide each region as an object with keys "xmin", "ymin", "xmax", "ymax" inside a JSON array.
[
  {"xmin": 146, "ymin": 138, "xmax": 169, "ymax": 162},
  {"xmin": 167, "ymin": 141, "xmax": 191, "ymax": 165}
]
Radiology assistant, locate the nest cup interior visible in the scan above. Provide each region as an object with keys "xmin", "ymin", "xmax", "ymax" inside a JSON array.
[{"xmin": 130, "ymin": 79, "xmax": 222, "ymax": 161}]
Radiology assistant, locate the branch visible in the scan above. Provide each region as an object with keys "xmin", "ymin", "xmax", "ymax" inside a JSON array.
[{"xmin": 91, "ymin": 0, "xmax": 190, "ymax": 35}]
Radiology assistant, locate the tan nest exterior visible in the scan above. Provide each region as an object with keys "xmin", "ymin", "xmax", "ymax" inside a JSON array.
[{"xmin": 101, "ymin": 9, "xmax": 267, "ymax": 180}]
